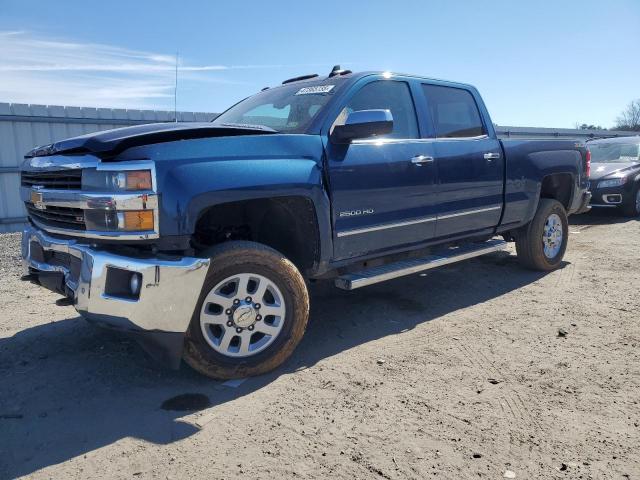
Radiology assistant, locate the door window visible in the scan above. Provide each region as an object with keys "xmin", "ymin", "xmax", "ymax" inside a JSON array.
[
  {"xmin": 422, "ymin": 84, "xmax": 486, "ymax": 138},
  {"xmin": 333, "ymin": 81, "xmax": 419, "ymax": 139}
]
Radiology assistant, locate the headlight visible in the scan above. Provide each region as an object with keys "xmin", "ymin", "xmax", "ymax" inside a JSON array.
[
  {"xmin": 81, "ymin": 168, "xmax": 155, "ymax": 233},
  {"xmin": 598, "ymin": 177, "xmax": 627, "ymax": 189},
  {"xmin": 82, "ymin": 169, "xmax": 152, "ymax": 191},
  {"xmin": 85, "ymin": 209, "xmax": 154, "ymax": 231}
]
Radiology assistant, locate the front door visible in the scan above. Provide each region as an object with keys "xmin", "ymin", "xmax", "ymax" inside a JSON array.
[{"xmin": 325, "ymin": 79, "xmax": 439, "ymax": 260}]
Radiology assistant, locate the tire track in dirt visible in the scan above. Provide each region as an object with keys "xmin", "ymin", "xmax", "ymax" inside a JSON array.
[
  {"xmin": 553, "ymin": 259, "xmax": 576, "ymax": 289},
  {"xmin": 458, "ymin": 341, "xmax": 543, "ymax": 433},
  {"xmin": 456, "ymin": 339, "xmax": 547, "ymax": 466}
]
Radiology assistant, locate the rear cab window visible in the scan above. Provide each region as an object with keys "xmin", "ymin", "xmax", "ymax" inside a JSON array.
[{"xmin": 422, "ymin": 84, "xmax": 486, "ymax": 138}]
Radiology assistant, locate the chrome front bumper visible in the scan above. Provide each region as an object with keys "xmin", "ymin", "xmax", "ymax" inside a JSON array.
[{"xmin": 21, "ymin": 224, "xmax": 209, "ymax": 334}]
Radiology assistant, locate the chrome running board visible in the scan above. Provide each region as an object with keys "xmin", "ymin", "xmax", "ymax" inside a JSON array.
[{"xmin": 334, "ymin": 239, "xmax": 508, "ymax": 290}]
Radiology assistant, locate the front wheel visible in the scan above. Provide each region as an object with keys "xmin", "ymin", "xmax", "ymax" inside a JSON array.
[
  {"xmin": 516, "ymin": 198, "xmax": 568, "ymax": 271},
  {"xmin": 183, "ymin": 241, "xmax": 309, "ymax": 379}
]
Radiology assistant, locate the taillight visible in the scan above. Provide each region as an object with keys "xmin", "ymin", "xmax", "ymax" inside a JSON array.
[{"xmin": 585, "ymin": 149, "xmax": 591, "ymax": 178}]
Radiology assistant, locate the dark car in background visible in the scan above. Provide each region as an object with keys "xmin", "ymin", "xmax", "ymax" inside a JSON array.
[{"xmin": 588, "ymin": 136, "xmax": 640, "ymax": 216}]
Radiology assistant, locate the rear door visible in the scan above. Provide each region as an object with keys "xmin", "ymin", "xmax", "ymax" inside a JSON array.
[
  {"xmin": 324, "ymin": 78, "xmax": 439, "ymax": 260},
  {"xmin": 420, "ymin": 83, "xmax": 504, "ymax": 238}
]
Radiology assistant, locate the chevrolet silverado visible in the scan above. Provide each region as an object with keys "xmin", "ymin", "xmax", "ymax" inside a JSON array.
[{"xmin": 20, "ymin": 66, "xmax": 591, "ymax": 378}]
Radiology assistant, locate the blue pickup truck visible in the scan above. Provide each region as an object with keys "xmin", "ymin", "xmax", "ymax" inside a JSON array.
[{"xmin": 20, "ymin": 67, "xmax": 591, "ymax": 378}]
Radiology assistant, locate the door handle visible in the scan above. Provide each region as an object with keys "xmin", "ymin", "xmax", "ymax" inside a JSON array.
[
  {"xmin": 411, "ymin": 155, "xmax": 434, "ymax": 165},
  {"xmin": 484, "ymin": 152, "xmax": 501, "ymax": 161}
]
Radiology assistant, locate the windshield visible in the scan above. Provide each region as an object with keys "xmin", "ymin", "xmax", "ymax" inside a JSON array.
[
  {"xmin": 589, "ymin": 142, "xmax": 640, "ymax": 163},
  {"xmin": 212, "ymin": 80, "xmax": 345, "ymax": 133}
]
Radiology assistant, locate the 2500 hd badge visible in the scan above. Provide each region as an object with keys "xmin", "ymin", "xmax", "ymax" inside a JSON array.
[{"xmin": 339, "ymin": 209, "xmax": 375, "ymax": 217}]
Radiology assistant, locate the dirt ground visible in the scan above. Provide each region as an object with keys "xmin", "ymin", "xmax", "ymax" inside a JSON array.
[{"xmin": 0, "ymin": 210, "xmax": 638, "ymax": 480}]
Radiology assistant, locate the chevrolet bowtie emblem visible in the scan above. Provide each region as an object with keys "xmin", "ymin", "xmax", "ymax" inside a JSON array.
[{"xmin": 30, "ymin": 190, "xmax": 46, "ymax": 210}]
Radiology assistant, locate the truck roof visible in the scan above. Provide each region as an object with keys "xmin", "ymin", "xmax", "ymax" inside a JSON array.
[{"xmin": 274, "ymin": 69, "xmax": 477, "ymax": 92}]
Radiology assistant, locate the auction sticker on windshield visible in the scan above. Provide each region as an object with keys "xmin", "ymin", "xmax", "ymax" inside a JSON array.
[{"xmin": 295, "ymin": 85, "xmax": 335, "ymax": 95}]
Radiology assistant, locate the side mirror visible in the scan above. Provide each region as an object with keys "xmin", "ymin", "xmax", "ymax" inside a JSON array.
[{"xmin": 331, "ymin": 109, "xmax": 393, "ymax": 143}]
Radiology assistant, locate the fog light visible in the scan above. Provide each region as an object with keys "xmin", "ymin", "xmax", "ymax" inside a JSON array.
[
  {"xmin": 130, "ymin": 273, "xmax": 142, "ymax": 295},
  {"xmin": 604, "ymin": 194, "xmax": 622, "ymax": 204}
]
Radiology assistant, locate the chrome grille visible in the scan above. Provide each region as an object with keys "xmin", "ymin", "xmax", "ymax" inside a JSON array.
[
  {"xmin": 25, "ymin": 203, "xmax": 86, "ymax": 230},
  {"xmin": 21, "ymin": 169, "xmax": 82, "ymax": 190}
]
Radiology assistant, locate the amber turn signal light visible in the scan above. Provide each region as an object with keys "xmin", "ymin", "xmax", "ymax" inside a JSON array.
[
  {"xmin": 122, "ymin": 210, "xmax": 154, "ymax": 231},
  {"xmin": 125, "ymin": 170, "xmax": 152, "ymax": 190}
]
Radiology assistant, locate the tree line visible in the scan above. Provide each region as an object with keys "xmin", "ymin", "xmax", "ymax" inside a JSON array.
[{"xmin": 577, "ymin": 99, "xmax": 640, "ymax": 131}]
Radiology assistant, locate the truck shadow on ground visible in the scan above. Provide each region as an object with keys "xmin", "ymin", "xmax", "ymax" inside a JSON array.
[
  {"xmin": 1, "ymin": 250, "xmax": 556, "ymax": 478},
  {"xmin": 570, "ymin": 208, "xmax": 640, "ymax": 227}
]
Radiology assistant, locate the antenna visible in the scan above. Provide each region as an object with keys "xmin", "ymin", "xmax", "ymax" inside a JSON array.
[{"xmin": 174, "ymin": 51, "xmax": 179, "ymax": 123}]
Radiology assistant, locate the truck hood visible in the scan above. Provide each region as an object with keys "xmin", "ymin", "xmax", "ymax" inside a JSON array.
[
  {"xmin": 25, "ymin": 122, "xmax": 277, "ymax": 159},
  {"xmin": 589, "ymin": 162, "xmax": 640, "ymax": 180}
]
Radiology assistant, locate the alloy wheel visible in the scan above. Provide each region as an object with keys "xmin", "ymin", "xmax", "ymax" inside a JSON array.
[
  {"xmin": 542, "ymin": 213, "xmax": 563, "ymax": 259},
  {"xmin": 199, "ymin": 273, "xmax": 286, "ymax": 357}
]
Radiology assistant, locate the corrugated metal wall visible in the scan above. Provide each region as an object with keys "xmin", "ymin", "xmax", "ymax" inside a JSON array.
[
  {"xmin": 0, "ymin": 103, "xmax": 216, "ymax": 233},
  {"xmin": 1, "ymin": 102, "xmax": 638, "ymax": 233}
]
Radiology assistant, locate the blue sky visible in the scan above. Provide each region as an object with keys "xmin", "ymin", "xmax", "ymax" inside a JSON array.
[{"xmin": 0, "ymin": 0, "xmax": 638, "ymax": 128}]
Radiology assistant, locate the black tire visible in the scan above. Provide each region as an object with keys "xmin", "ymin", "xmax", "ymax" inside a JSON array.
[
  {"xmin": 621, "ymin": 183, "xmax": 640, "ymax": 217},
  {"xmin": 183, "ymin": 241, "xmax": 309, "ymax": 379},
  {"xmin": 516, "ymin": 198, "xmax": 568, "ymax": 271}
]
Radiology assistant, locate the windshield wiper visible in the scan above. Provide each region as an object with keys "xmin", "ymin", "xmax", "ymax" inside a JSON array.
[{"xmin": 214, "ymin": 122, "xmax": 278, "ymax": 133}]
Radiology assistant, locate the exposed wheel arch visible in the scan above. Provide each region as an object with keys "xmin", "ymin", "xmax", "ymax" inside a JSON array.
[
  {"xmin": 193, "ymin": 196, "xmax": 321, "ymax": 275},
  {"xmin": 539, "ymin": 173, "xmax": 574, "ymax": 210}
]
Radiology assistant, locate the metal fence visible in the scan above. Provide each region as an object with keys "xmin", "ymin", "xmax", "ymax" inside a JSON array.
[
  {"xmin": 1, "ymin": 101, "xmax": 638, "ymax": 233},
  {"xmin": 495, "ymin": 125, "xmax": 637, "ymax": 140}
]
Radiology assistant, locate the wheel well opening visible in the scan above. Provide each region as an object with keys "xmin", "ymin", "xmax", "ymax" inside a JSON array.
[
  {"xmin": 193, "ymin": 196, "xmax": 320, "ymax": 273},
  {"xmin": 540, "ymin": 173, "xmax": 573, "ymax": 210}
]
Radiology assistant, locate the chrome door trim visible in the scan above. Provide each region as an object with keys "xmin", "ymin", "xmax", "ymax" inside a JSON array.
[
  {"xmin": 351, "ymin": 135, "xmax": 489, "ymax": 146},
  {"xmin": 437, "ymin": 205, "xmax": 502, "ymax": 220},
  {"xmin": 336, "ymin": 215, "xmax": 437, "ymax": 238},
  {"xmin": 336, "ymin": 205, "xmax": 502, "ymax": 237}
]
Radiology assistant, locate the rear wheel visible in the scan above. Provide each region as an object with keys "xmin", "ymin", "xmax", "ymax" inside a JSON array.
[
  {"xmin": 183, "ymin": 241, "xmax": 309, "ymax": 379},
  {"xmin": 516, "ymin": 198, "xmax": 568, "ymax": 271},
  {"xmin": 621, "ymin": 183, "xmax": 640, "ymax": 217}
]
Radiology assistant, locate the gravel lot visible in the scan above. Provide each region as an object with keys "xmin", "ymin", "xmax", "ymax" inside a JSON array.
[{"xmin": 1, "ymin": 210, "xmax": 639, "ymax": 480}]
